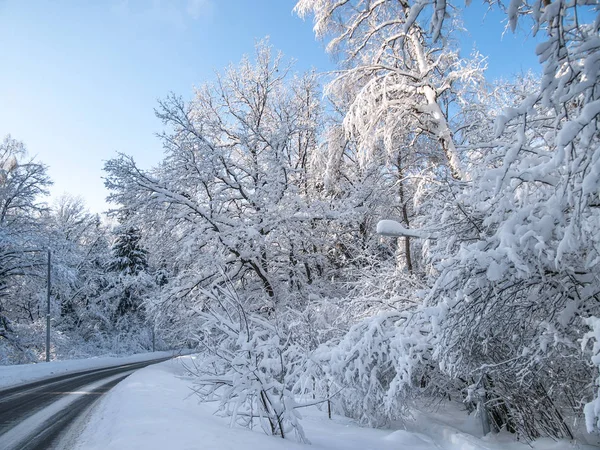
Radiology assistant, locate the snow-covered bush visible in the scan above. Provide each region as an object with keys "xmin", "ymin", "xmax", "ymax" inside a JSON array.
[
  {"xmin": 325, "ymin": 312, "xmax": 417, "ymax": 426},
  {"xmin": 186, "ymin": 285, "xmax": 309, "ymax": 442}
]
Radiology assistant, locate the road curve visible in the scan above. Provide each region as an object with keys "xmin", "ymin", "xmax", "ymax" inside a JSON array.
[{"xmin": 0, "ymin": 356, "xmax": 171, "ymax": 450}]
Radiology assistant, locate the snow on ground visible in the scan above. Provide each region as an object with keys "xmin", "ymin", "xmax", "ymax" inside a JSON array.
[
  {"xmin": 72, "ymin": 356, "xmax": 600, "ymax": 450},
  {"xmin": 3, "ymin": 371, "xmax": 133, "ymax": 450},
  {"xmin": 0, "ymin": 350, "xmax": 178, "ymax": 390}
]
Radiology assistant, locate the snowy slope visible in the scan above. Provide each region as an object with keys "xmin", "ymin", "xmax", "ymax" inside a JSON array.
[{"xmin": 72, "ymin": 356, "xmax": 600, "ymax": 450}]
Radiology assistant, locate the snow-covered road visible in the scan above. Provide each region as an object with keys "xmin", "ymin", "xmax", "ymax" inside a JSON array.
[{"xmin": 0, "ymin": 356, "xmax": 172, "ymax": 449}]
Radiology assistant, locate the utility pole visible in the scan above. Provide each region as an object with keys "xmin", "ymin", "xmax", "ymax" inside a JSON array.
[
  {"xmin": 46, "ymin": 249, "xmax": 51, "ymax": 362},
  {"xmin": 152, "ymin": 326, "xmax": 156, "ymax": 352},
  {"xmin": 21, "ymin": 248, "xmax": 52, "ymax": 362}
]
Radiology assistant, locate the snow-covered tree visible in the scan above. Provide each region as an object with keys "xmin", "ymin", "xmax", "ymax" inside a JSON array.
[
  {"xmin": 0, "ymin": 136, "xmax": 52, "ymax": 362},
  {"xmin": 104, "ymin": 42, "xmax": 341, "ymax": 334},
  {"xmin": 423, "ymin": 2, "xmax": 600, "ymax": 435},
  {"xmin": 108, "ymin": 224, "xmax": 149, "ymax": 317},
  {"xmin": 296, "ymin": 0, "xmax": 600, "ymax": 440},
  {"xmin": 109, "ymin": 225, "xmax": 148, "ymax": 276},
  {"xmin": 295, "ymin": 0, "xmax": 486, "ymax": 181}
]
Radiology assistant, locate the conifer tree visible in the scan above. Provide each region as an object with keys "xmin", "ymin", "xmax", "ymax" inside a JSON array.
[{"xmin": 109, "ymin": 225, "xmax": 148, "ymax": 316}]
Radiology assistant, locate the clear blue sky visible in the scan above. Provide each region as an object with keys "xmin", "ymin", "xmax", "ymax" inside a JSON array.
[{"xmin": 0, "ymin": 0, "xmax": 541, "ymax": 213}]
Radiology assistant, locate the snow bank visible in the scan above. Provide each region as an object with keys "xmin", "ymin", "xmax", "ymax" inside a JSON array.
[
  {"xmin": 0, "ymin": 350, "xmax": 178, "ymax": 390},
  {"xmin": 74, "ymin": 356, "xmax": 427, "ymax": 450},
  {"xmin": 72, "ymin": 356, "xmax": 600, "ymax": 450},
  {"xmin": 406, "ymin": 404, "xmax": 600, "ymax": 450}
]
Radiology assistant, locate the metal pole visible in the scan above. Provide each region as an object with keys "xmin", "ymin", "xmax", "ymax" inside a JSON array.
[
  {"xmin": 152, "ymin": 326, "xmax": 155, "ymax": 352},
  {"xmin": 46, "ymin": 249, "xmax": 51, "ymax": 362}
]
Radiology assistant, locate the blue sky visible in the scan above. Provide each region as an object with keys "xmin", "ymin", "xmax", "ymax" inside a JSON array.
[{"xmin": 0, "ymin": 0, "xmax": 541, "ymax": 213}]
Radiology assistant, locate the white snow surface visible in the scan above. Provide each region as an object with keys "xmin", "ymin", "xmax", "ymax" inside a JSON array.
[
  {"xmin": 72, "ymin": 356, "xmax": 600, "ymax": 450},
  {"xmin": 376, "ymin": 219, "xmax": 432, "ymax": 239},
  {"xmin": 0, "ymin": 350, "xmax": 177, "ymax": 390}
]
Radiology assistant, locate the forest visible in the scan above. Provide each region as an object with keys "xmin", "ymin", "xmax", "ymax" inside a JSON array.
[{"xmin": 1, "ymin": 0, "xmax": 599, "ymax": 443}]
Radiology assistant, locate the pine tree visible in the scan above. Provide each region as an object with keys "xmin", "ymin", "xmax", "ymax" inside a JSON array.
[
  {"xmin": 109, "ymin": 226, "xmax": 148, "ymax": 316},
  {"xmin": 109, "ymin": 226, "xmax": 148, "ymax": 276}
]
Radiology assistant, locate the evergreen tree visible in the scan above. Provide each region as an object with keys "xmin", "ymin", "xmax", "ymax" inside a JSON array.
[
  {"xmin": 109, "ymin": 225, "xmax": 149, "ymax": 316},
  {"xmin": 109, "ymin": 226, "xmax": 148, "ymax": 276}
]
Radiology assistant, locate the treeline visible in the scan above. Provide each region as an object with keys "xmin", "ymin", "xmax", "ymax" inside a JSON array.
[{"xmin": 0, "ymin": 137, "xmax": 158, "ymax": 363}]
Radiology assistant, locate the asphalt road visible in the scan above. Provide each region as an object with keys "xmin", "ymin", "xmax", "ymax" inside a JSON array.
[{"xmin": 0, "ymin": 357, "xmax": 172, "ymax": 449}]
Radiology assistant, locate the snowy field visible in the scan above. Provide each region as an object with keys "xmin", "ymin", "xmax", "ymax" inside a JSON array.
[
  {"xmin": 0, "ymin": 350, "xmax": 178, "ymax": 390},
  {"xmin": 71, "ymin": 356, "xmax": 600, "ymax": 450}
]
